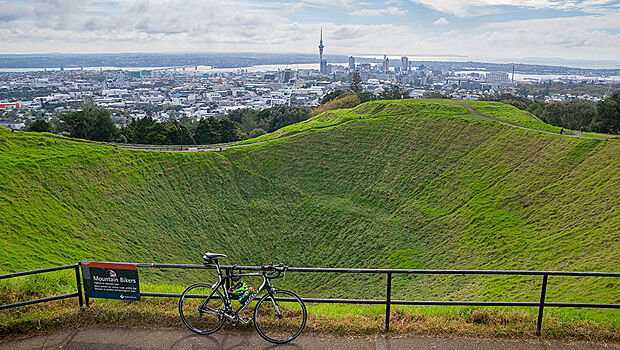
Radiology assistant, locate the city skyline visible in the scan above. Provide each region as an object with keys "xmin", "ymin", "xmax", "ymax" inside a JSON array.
[{"xmin": 0, "ymin": 0, "xmax": 619, "ymax": 64}]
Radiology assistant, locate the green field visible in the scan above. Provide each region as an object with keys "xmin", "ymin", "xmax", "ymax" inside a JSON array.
[{"xmin": 1, "ymin": 99, "xmax": 618, "ymax": 336}]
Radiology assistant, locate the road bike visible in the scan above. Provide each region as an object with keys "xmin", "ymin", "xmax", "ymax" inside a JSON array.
[{"xmin": 179, "ymin": 253, "xmax": 307, "ymax": 344}]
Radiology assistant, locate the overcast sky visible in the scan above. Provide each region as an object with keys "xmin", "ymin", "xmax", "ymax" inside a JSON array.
[{"xmin": 1, "ymin": 0, "xmax": 619, "ymax": 62}]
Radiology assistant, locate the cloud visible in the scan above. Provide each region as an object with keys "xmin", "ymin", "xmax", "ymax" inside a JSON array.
[
  {"xmin": 409, "ymin": 0, "xmax": 617, "ymax": 17},
  {"xmin": 350, "ymin": 7, "xmax": 408, "ymax": 16},
  {"xmin": 433, "ymin": 17, "xmax": 450, "ymax": 25},
  {"xmin": 459, "ymin": 12, "xmax": 620, "ymax": 59},
  {"xmin": 0, "ymin": 0, "xmax": 618, "ymax": 62}
]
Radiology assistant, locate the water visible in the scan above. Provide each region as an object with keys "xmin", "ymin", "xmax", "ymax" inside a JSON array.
[
  {"xmin": 0, "ymin": 63, "xmax": 349, "ymax": 73},
  {"xmin": 454, "ymin": 70, "xmax": 620, "ymax": 82},
  {"xmin": 358, "ymin": 55, "xmax": 620, "ymax": 70}
]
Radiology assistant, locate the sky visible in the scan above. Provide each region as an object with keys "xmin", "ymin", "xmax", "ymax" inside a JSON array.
[{"xmin": 1, "ymin": 0, "xmax": 619, "ymax": 63}]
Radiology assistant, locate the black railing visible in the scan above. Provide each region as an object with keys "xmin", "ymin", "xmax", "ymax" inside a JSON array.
[
  {"xmin": 1, "ymin": 261, "xmax": 618, "ymax": 336},
  {"xmin": 0, "ymin": 264, "xmax": 83, "ymax": 311}
]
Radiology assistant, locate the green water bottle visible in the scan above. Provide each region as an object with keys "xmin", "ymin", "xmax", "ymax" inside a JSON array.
[{"xmin": 239, "ymin": 289, "xmax": 251, "ymax": 303}]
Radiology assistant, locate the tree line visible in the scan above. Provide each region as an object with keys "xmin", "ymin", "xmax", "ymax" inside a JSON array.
[
  {"xmin": 226, "ymin": 105, "xmax": 311, "ymax": 138},
  {"xmin": 27, "ymin": 102, "xmax": 313, "ymax": 144},
  {"xmin": 481, "ymin": 90, "xmax": 620, "ymax": 134}
]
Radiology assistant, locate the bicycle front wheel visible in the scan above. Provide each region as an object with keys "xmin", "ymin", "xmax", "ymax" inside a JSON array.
[
  {"xmin": 179, "ymin": 283, "xmax": 225, "ymax": 335},
  {"xmin": 253, "ymin": 289, "xmax": 307, "ymax": 344}
]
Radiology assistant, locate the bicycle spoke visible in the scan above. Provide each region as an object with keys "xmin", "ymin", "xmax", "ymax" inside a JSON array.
[
  {"xmin": 179, "ymin": 284, "xmax": 225, "ymax": 335},
  {"xmin": 254, "ymin": 289, "xmax": 307, "ymax": 344}
]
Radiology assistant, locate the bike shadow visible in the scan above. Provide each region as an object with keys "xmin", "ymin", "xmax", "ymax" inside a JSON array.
[{"xmin": 168, "ymin": 332, "xmax": 303, "ymax": 350}]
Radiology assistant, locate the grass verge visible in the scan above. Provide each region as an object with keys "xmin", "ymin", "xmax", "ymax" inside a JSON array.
[{"xmin": 1, "ymin": 297, "xmax": 618, "ymax": 344}]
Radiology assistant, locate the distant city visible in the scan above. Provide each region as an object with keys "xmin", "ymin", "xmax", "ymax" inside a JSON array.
[{"xmin": 0, "ymin": 31, "xmax": 618, "ymax": 131}]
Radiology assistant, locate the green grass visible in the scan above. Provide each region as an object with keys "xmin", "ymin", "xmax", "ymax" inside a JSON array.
[
  {"xmin": 456, "ymin": 101, "xmax": 572, "ymax": 134},
  {"xmin": 1, "ymin": 270, "xmax": 617, "ymax": 342},
  {"xmin": 1, "ymin": 99, "xmax": 619, "ymax": 337}
]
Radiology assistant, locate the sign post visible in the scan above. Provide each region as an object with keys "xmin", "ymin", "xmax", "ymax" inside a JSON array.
[{"xmin": 81, "ymin": 262, "xmax": 140, "ymax": 301}]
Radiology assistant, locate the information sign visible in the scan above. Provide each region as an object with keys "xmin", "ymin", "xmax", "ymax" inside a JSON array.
[{"xmin": 81, "ymin": 262, "xmax": 140, "ymax": 301}]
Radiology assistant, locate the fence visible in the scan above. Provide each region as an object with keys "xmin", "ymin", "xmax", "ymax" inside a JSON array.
[
  {"xmin": 0, "ymin": 264, "xmax": 83, "ymax": 310},
  {"xmin": 110, "ymin": 140, "xmax": 239, "ymax": 151},
  {"xmin": 1, "ymin": 261, "xmax": 618, "ymax": 336}
]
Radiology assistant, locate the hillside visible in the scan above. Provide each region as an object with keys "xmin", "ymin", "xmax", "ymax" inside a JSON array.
[{"xmin": 0, "ymin": 100, "xmax": 618, "ymax": 326}]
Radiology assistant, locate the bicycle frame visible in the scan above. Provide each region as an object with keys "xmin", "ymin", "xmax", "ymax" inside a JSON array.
[{"xmin": 205, "ymin": 261, "xmax": 278, "ymax": 319}]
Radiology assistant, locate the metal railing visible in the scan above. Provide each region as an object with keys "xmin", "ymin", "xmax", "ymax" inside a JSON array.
[
  {"xmin": 0, "ymin": 264, "xmax": 83, "ymax": 310},
  {"xmin": 1, "ymin": 261, "xmax": 618, "ymax": 336}
]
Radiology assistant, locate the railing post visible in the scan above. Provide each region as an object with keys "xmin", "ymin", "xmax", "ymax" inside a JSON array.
[
  {"xmin": 385, "ymin": 272, "xmax": 392, "ymax": 332},
  {"xmin": 536, "ymin": 274, "xmax": 548, "ymax": 336},
  {"xmin": 80, "ymin": 262, "xmax": 90, "ymax": 308},
  {"xmin": 74, "ymin": 264, "xmax": 83, "ymax": 309}
]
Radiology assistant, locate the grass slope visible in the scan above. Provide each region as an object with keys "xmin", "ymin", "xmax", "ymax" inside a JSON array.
[{"xmin": 1, "ymin": 99, "xmax": 618, "ymax": 330}]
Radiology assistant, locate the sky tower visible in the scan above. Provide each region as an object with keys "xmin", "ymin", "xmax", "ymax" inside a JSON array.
[{"xmin": 319, "ymin": 28, "xmax": 327, "ymax": 74}]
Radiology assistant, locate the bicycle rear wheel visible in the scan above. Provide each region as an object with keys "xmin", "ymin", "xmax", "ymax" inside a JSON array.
[
  {"xmin": 179, "ymin": 283, "xmax": 225, "ymax": 335},
  {"xmin": 253, "ymin": 289, "xmax": 307, "ymax": 344}
]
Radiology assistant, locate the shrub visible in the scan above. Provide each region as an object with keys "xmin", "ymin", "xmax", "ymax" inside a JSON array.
[{"xmin": 312, "ymin": 94, "xmax": 361, "ymax": 116}]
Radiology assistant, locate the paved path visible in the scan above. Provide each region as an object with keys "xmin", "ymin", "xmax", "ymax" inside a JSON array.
[{"xmin": 1, "ymin": 328, "xmax": 617, "ymax": 350}]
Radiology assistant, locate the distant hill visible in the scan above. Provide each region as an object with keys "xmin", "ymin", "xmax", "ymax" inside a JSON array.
[
  {"xmin": 0, "ymin": 53, "xmax": 347, "ymax": 69},
  {"xmin": 0, "ymin": 99, "xmax": 618, "ymax": 325}
]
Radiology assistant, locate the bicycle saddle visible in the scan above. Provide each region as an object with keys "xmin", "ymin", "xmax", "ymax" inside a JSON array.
[{"xmin": 204, "ymin": 252, "xmax": 226, "ymax": 260}]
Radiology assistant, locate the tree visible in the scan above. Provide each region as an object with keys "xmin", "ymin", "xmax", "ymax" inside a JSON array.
[
  {"xmin": 357, "ymin": 91, "xmax": 376, "ymax": 103},
  {"xmin": 227, "ymin": 108, "xmax": 257, "ymax": 124},
  {"xmin": 61, "ymin": 104, "xmax": 117, "ymax": 141},
  {"xmin": 91, "ymin": 111, "xmax": 118, "ymax": 142},
  {"xmin": 350, "ymin": 71, "xmax": 362, "ymax": 93},
  {"xmin": 195, "ymin": 117, "xmax": 221, "ymax": 144},
  {"xmin": 166, "ymin": 121, "xmax": 196, "ymax": 145},
  {"xmin": 541, "ymin": 100, "xmax": 597, "ymax": 132},
  {"xmin": 63, "ymin": 110, "xmax": 95, "ymax": 139},
  {"xmin": 320, "ymin": 90, "xmax": 348, "ymax": 105},
  {"xmin": 249, "ymin": 128, "xmax": 267, "ymax": 138},
  {"xmin": 312, "ymin": 94, "xmax": 361, "ymax": 116},
  {"xmin": 219, "ymin": 118, "xmax": 246, "ymax": 142},
  {"xmin": 593, "ymin": 90, "xmax": 620, "ymax": 134},
  {"xmin": 565, "ymin": 100, "xmax": 597, "ymax": 131},
  {"xmin": 526, "ymin": 101, "xmax": 545, "ymax": 117},
  {"xmin": 27, "ymin": 119, "xmax": 52, "ymax": 133},
  {"xmin": 239, "ymin": 113, "xmax": 258, "ymax": 134},
  {"xmin": 379, "ymin": 86, "xmax": 410, "ymax": 100},
  {"xmin": 540, "ymin": 102, "xmax": 566, "ymax": 128},
  {"xmin": 267, "ymin": 106, "xmax": 311, "ymax": 132},
  {"xmin": 119, "ymin": 116, "xmax": 197, "ymax": 145}
]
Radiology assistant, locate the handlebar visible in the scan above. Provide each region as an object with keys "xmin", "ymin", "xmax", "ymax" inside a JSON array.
[{"xmin": 261, "ymin": 262, "xmax": 287, "ymax": 279}]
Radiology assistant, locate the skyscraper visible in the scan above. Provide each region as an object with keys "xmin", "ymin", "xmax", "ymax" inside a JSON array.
[
  {"xmin": 401, "ymin": 56, "xmax": 409, "ymax": 73},
  {"xmin": 319, "ymin": 28, "xmax": 327, "ymax": 74},
  {"xmin": 348, "ymin": 56, "xmax": 356, "ymax": 71},
  {"xmin": 382, "ymin": 54, "xmax": 389, "ymax": 72}
]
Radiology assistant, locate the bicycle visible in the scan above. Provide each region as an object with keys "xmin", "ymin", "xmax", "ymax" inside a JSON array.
[{"xmin": 179, "ymin": 253, "xmax": 307, "ymax": 344}]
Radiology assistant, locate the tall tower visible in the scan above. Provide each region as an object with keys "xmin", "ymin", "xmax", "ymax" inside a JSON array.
[
  {"xmin": 319, "ymin": 28, "xmax": 327, "ymax": 74},
  {"xmin": 382, "ymin": 54, "xmax": 389, "ymax": 72},
  {"xmin": 319, "ymin": 28, "xmax": 324, "ymax": 61}
]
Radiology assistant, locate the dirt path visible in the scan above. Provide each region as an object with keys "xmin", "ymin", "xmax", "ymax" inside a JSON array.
[
  {"xmin": 115, "ymin": 139, "xmax": 270, "ymax": 152},
  {"xmin": 2, "ymin": 328, "xmax": 616, "ymax": 350},
  {"xmin": 452, "ymin": 102, "xmax": 598, "ymax": 139},
  {"xmin": 23, "ymin": 104, "xmax": 612, "ymax": 154}
]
